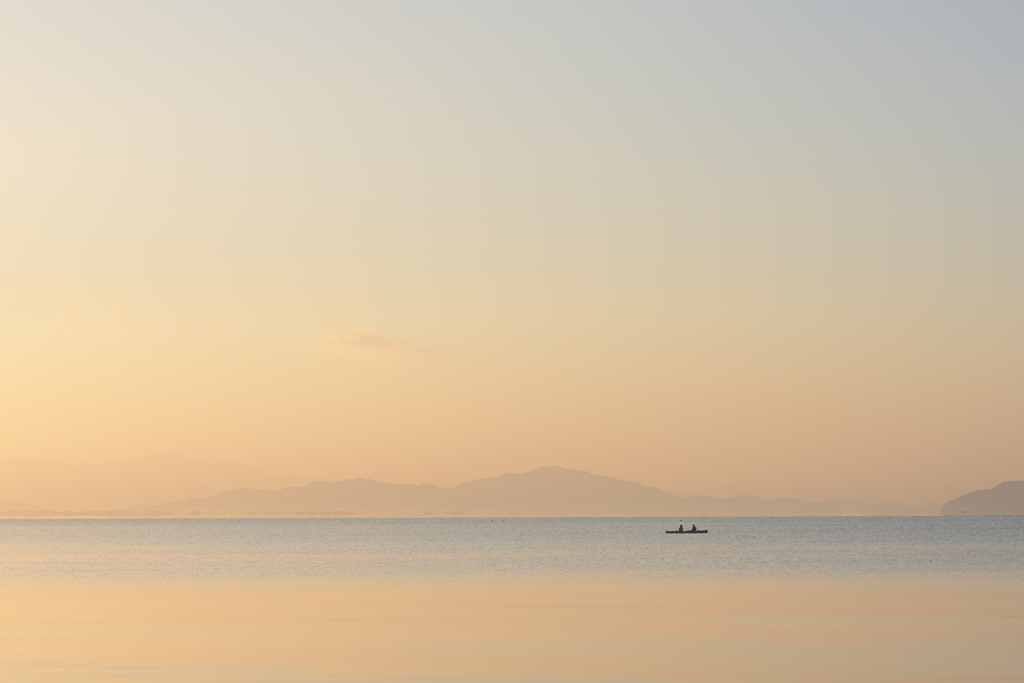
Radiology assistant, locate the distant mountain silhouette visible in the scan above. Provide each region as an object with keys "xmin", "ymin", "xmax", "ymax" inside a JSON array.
[
  {"xmin": 0, "ymin": 454, "xmax": 302, "ymax": 511},
  {"xmin": 0, "ymin": 501, "xmax": 41, "ymax": 512},
  {"xmin": 138, "ymin": 466, "xmax": 919, "ymax": 517},
  {"xmin": 941, "ymin": 481, "xmax": 1024, "ymax": 516}
]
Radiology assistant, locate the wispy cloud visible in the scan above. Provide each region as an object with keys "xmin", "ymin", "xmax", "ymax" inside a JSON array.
[{"xmin": 325, "ymin": 328, "xmax": 424, "ymax": 354}]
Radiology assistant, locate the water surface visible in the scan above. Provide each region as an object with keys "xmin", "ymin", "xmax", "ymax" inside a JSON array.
[
  {"xmin": 1, "ymin": 517, "xmax": 1021, "ymax": 682},
  {"xmin": 1, "ymin": 516, "xmax": 1021, "ymax": 583}
]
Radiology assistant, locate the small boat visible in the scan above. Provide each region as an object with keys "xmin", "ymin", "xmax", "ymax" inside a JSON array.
[{"xmin": 666, "ymin": 529, "xmax": 708, "ymax": 534}]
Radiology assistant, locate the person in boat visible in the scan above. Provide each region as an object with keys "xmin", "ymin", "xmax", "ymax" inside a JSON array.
[
  {"xmin": 692, "ymin": 524, "xmax": 697, "ymax": 532},
  {"xmin": 678, "ymin": 524, "xmax": 684, "ymax": 532}
]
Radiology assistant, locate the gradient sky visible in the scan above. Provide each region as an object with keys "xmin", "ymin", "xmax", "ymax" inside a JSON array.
[{"xmin": 2, "ymin": 1, "xmax": 1022, "ymax": 505}]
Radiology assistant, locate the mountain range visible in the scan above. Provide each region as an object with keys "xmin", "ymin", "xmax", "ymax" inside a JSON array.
[
  {"xmin": 940, "ymin": 480, "xmax": 1024, "ymax": 516},
  {"xmin": 135, "ymin": 466, "xmax": 924, "ymax": 517},
  {"xmin": 0, "ymin": 454, "xmax": 301, "ymax": 511},
  {"xmin": 0, "ymin": 456, "xmax": 992, "ymax": 517}
]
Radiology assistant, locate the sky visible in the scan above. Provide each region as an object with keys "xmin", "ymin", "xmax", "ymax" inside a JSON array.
[{"xmin": 1, "ymin": 1, "xmax": 1022, "ymax": 506}]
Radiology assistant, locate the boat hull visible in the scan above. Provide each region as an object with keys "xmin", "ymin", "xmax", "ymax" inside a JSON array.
[{"xmin": 666, "ymin": 530, "xmax": 708, "ymax": 534}]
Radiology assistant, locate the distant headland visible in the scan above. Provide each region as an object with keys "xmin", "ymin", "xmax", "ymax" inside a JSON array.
[{"xmin": 940, "ymin": 481, "xmax": 1024, "ymax": 516}]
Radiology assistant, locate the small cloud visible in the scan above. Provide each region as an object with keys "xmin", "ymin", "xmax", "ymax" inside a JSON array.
[{"xmin": 325, "ymin": 328, "xmax": 423, "ymax": 354}]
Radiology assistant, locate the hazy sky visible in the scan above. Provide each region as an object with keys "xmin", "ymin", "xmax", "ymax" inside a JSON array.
[{"xmin": 2, "ymin": 1, "xmax": 1022, "ymax": 505}]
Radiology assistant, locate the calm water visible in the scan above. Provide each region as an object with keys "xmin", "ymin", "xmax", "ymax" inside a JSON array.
[
  {"xmin": 2, "ymin": 517, "xmax": 1023, "ymax": 682},
  {"xmin": 2, "ymin": 516, "xmax": 1022, "ymax": 583}
]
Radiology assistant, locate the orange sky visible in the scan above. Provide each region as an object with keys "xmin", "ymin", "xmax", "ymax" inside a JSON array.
[{"xmin": 2, "ymin": 2, "xmax": 1022, "ymax": 506}]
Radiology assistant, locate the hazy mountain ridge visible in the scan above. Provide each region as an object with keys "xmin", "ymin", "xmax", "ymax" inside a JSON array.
[
  {"xmin": 0, "ymin": 454, "xmax": 303, "ymax": 511},
  {"xmin": 0, "ymin": 460, "xmax": 945, "ymax": 517},
  {"xmin": 941, "ymin": 481, "xmax": 1024, "ymax": 516},
  {"xmin": 137, "ymin": 466, "xmax": 926, "ymax": 517},
  {"xmin": 143, "ymin": 478, "xmax": 451, "ymax": 517}
]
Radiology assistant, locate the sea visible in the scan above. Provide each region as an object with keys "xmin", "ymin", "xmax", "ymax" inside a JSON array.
[{"xmin": 1, "ymin": 517, "xmax": 1022, "ymax": 682}]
